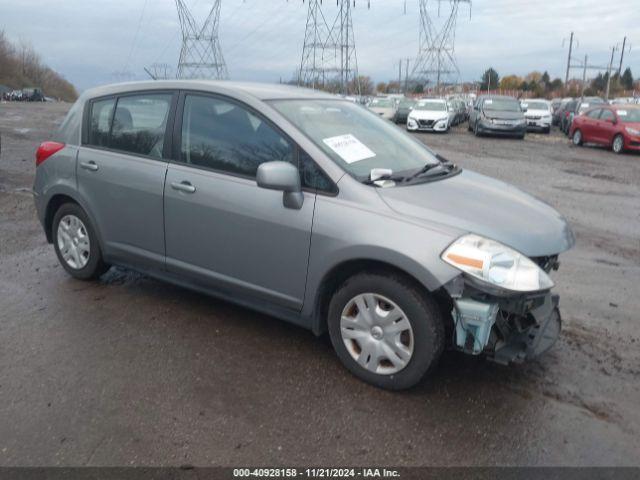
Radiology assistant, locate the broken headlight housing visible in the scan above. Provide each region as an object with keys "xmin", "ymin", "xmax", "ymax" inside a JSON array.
[{"xmin": 441, "ymin": 234, "xmax": 554, "ymax": 292}]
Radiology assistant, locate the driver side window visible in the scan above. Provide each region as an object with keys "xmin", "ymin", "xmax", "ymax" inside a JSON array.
[{"xmin": 180, "ymin": 94, "xmax": 294, "ymax": 178}]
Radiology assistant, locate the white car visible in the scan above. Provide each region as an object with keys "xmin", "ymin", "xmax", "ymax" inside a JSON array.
[
  {"xmin": 407, "ymin": 99, "xmax": 450, "ymax": 133},
  {"xmin": 521, "ymin": 99, "xmax": 552, "ymax": 134},
  {"xmin": 367, "ymin": 97, "xmax": 398, "ymax": 120}
]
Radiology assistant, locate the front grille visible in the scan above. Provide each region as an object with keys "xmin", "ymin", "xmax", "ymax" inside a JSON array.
[
  {"xmin": 527, "ymin": 116, "xmax": 542, "ymax": 120},
  {"xmin": 418, "ymin": 119, "xmax": 435, "ymax": 127}
]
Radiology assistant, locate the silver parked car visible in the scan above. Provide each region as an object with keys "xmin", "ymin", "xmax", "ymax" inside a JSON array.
[{"xmin": 34, "ymin": 81, "xmax": 574, "ymax": 390}]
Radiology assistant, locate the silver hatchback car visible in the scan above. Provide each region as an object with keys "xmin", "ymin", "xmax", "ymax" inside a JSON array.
[{"xmin": 34, "ymin": 81, "xmax": 574, "ymax": 390}]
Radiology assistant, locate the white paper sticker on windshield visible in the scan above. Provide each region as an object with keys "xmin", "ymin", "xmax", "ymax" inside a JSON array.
[
  {"xmin": 322, "ymin": 134, "xmax": 376, "ymax": 164},
  {"xmin": 617, "ymin": 110, "xmax": 628, "ymax": 116}
]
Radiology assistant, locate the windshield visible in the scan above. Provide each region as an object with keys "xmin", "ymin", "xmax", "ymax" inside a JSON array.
[
  {"xmin": 615, "ymin": 108, "xmax": 640, "ymax": 122},
  {"xmin": 398, "ymin": 99, "xmax": 416, "ymax": 108},
  {"xmin": 415, "ymin": 100, "xmax": 447, "ymax": 111},
  {"xmin": 270, "ymin": 99, "xmax": 440, "ymax": 179},
  {"xmin": 369, "ymin": 98, "xmax": 393, "ymax": 108},
  {"xmin": 483, "ymin": 98, "xmax": 521, "ymax": 112},
  {"xmin": 523, "ymin": 101, "xmax": 549, "ymax": 111}
]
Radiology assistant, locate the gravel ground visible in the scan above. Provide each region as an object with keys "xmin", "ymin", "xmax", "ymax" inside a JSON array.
[{"xmin": 0, "ymin": 102, "xmax": 639, "ymax": 467}]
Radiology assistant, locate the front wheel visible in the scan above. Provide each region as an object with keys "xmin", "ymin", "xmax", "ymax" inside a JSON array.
[
  {"xmin": 327, "ymin": 272, "xmax": 445, "ymax": 390},
  {"xmin": 612, "ymin": 134, "xmax": 624, "ymax": 154},
  {"xmin": 52, "ymin": 203, "xmax": 109, "ymax": 280},
  {"xmin": 572, "ymin": 129, "xmax": 583, "ymax": 146}
]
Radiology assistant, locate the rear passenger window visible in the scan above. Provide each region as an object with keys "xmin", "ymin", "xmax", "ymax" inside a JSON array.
[
  {"xmin": 110, "ymin": 94, "xmax": 172, "ymax": 158},
  {"xmin": 180, "ymin": 95, "xmax": 294, "ymax": 177},
  {"xmin": 88, "ymin": 98, "xmax": 115, "ymax": 147}
]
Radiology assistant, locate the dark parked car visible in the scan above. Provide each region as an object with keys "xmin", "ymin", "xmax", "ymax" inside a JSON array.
[
  {"xmin": 468, "ymin": 95, "xmax": 526, "ymax": 139},
  {"xmin": 561, "ymin": 97, "xmax": 605, "ymax": 135},
  {"xmin": 393, "ymin": 98, "xmax": 416, "ymax": 124},
  {"xmin": 570, "ymin": 105, "xmax": 640, "ymax": 154}
]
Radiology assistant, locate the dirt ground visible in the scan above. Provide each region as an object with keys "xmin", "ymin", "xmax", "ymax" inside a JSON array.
[{"xmin": 0, "ymin": 101, "xmax": 639, "ymax": 467}]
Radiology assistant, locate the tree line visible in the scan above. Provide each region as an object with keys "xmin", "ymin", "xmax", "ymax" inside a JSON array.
[
  {"xmin": 479, "ymin": 67, "xmax": 637, "ymax": 98},
  {"xmin": 0, "ymin": 31, "xmax": 78, "ymax": 102}
]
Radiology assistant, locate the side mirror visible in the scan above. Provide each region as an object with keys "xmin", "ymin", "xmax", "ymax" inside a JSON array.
[{"xmin": 256, "ymin": 161, "xmax": 304, "ymax": 210}]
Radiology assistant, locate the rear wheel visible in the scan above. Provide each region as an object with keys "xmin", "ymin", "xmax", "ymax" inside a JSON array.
[
  {"xmin": 327, "ymin": 272, "xmax": 445, "ymax": 390},
  {"xmin": 612, "ymin": 134, "xmax": 624, "ymax": 154},
  {"xmin": 572, "ymin": 129, "xmax": 583, "ymax": 146},
  {"xmin": 52, "ymin": 203, "xmax": 109, "ymax": 280}
]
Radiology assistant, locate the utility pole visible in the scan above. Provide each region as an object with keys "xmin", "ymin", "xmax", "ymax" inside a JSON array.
[
  {"xmin": 404, "ymin": 58, "xmax": 410, "ymax": 94},
  {"xmin": 580, "ymin": 54, "xmax": 587, "ymax": 102},
  {"xmin": 565, "ymin": 31, "xmax": 574, "ymax": 86},
  {"xmin": 618, "ymin": 36, "xmax": 627, "ymax": 76},
  {"xmin": 605, "ymin": 45, "xmax": 617, "ymax": 100},
  {"xmin": 175, "ymin": 0, "xmax": 228, "ymax": 80},
  {"xmin": 398, "ymin": 60, "xmax": 403, "ymax": 93}
]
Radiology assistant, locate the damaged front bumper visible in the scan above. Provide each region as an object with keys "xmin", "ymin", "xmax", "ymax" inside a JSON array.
[{"xmin": 443, "ymin": 264, "xmax": 562, "ymax": 364}]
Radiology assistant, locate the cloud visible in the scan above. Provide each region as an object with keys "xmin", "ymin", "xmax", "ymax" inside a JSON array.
[{"xmin": 0, "ymin": 0, "xmax": 637, "ymax": 91}]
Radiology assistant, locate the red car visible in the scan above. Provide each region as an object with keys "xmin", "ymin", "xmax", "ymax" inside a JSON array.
[{"xmin": 569, "ymin": 104, "xmax": 640, "ymax": 154}]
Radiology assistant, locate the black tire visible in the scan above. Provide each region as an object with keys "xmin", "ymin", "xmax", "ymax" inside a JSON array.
[
  {"xmin": 544, "ymin": 126, "xmax": 551, "ymax": 134},
  {"xmin": 52, "ymin": 203, "xmax": 109, "ymax": 280},
  {"xmin": 327, "ymin": 272, "xmax": 445, "ymax": 390},
  {"xmin": 572, "ymin": 129, "xmax": 583, "ymax": 146},
  {"xmin": 473, "ymin": 121, "xmax": 481, "ymax": 137},
  {"xmin": 612, "ymin": 134, "xmax": 625, "ymax": 154}
]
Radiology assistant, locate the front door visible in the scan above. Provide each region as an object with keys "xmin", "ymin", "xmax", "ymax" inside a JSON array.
[
  {"xmin": 77, "ymin": 92, "xmax": 175, "ymax": 269},
  {"xmin": 163, "ymin": 93, "xmax": 315, "ymax": 311}
]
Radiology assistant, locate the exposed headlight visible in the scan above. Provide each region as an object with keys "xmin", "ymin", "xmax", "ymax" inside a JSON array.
[
  {"xmin": 625, "ymin": 126, "xmax": 640, "ymax": 136},
  {"xmin": 441, "ymin": 234, "xmax": 554, "ymax": 292},
  {"xmin": 437, "ymin": 117, "xmax": 448, "ymax": 123},
  {"xmin": 407, "ymin": 118, "xmax": 418, "ymax": 127}
]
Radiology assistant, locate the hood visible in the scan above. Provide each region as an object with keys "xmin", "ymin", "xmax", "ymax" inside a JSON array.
[
  {"xmin": 409, "ymin": 109, "xmax": 449, "ymax": 121},
  {"xmin": 377, "ymin": 170, "xmax": 575, "ymax": 257},
  {"xmin": 370, "ymin": 107, "xmax": 395, "ymax": 117},
  {"xmin": 482, "ymin": 109, "xmax": 525, "ymax": 121},
  {"xmin": 525, "ymin": 109, "xmax": 551, "ymax": 117}
]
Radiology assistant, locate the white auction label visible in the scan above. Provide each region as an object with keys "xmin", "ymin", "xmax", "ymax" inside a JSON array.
[{"xmin": 322, "ymin": 134, "xmax": 376, "ymax": 164}]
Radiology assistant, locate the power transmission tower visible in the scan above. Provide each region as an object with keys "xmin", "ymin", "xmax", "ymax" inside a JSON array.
[
  {"xmin": 298, "ymin": 0, "xmax": 368, "ymax": 96},
  {"xmin": 176, "ymin": 0, "xmax": 229, "ymax": 80},
  {"xmin": 411, "ymin": 0, "xmax": 471, "ymax": 94},
  {"xmin": 298, "ymin": 0, "xmax": 336, "ymax": 89},
  {"xmin": 144, "ymin": 63, "xmax": 173, "ymax": 80}
]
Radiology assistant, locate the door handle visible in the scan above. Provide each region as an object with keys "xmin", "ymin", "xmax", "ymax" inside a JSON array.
[
  {"xmin": 80, "ymin": 161, "xmax": 99, "ymax": 172},
  {"xmin": 171, "ymin": 181, "xmax": 196, "ymax": 194}
]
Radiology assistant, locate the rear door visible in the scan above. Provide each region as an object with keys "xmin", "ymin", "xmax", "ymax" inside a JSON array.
[
  {"xmin": 580, "ymin": 109, "xmax": 601, "ymax": 142},
  {"xmin": 597, "ymin": 109, "xmax": 617, "ymax": 145},
  {"xmin": 163, "ymin": 92, "xmax": 317, "ymax": 311},
  {"xmin": 77, "ymin": 91, "xmax": 177, "ymax": 269}
]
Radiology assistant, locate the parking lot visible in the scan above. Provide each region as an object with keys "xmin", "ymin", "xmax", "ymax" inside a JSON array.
[{"xmin": 0, "ymin": 101, "xmax": 639, "ymax": 466}]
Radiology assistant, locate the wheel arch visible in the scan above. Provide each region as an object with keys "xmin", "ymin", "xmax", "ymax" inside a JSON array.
[
  {"xmin": 43, "ymin": 191, "xmax": 104, "ymax": 251},
  {"xmin": 310, "ymin": 258, "xmax": 450, "ymax": 336}
]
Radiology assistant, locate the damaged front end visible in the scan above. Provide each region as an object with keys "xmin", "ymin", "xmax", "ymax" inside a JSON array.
[{"xmin": 440, "ymin": 234, "xmax": 565, "ymax": 363}]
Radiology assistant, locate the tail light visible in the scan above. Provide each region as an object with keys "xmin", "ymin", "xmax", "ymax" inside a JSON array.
[{"xmin": 36, "ymin": 141, "xmax": 65, "ymax": 167}]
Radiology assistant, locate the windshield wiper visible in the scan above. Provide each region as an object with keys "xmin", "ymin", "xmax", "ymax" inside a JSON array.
[{"xmin": 402, "ymin": 155, "xmax": 458, "ymax": 183}]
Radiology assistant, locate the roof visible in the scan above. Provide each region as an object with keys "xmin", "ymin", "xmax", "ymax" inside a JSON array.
[{"xmin": 81, "ymin": 80, "xmax": 337, "ymax": 102}]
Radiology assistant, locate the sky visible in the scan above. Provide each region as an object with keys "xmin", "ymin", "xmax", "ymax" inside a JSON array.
[{"xmin": 0, "ymin": 0, "xmax": 638, "ymax": 92}]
